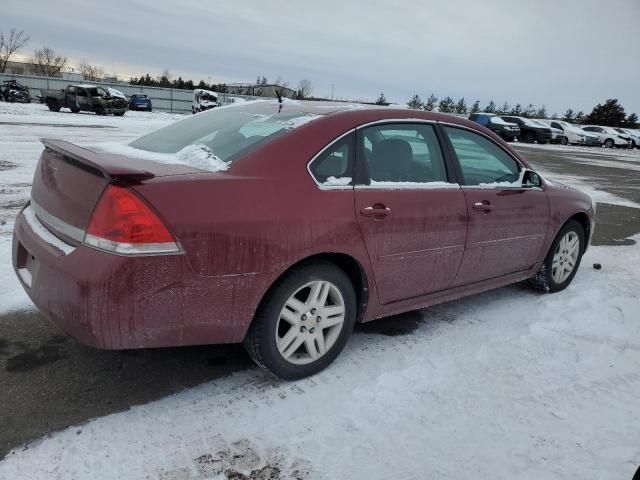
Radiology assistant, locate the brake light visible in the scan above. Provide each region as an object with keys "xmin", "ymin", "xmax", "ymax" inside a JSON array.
[{"xmin": 85, "ymin": 185, "xmax": 180, "ymax": 255}]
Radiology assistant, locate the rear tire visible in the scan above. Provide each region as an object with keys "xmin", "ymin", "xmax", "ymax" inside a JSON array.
[
  {"xmin": 244, "ymin": 261, "xmax": 357, "ymax": 379},
  {"xmin": 528, "ymin": 220, "xmax": 585, "ymax": 293},
  {"xmin": 561, "ymin": 136, "xmax": 569, "ymax": 145},
  {"xmin": 70, "ymin": 107, "xmax": 80, "ymax": 113},
  {"xmin": 523, "ymin": 132, "xmax": 535, "ymax": 143},
  {"xmin": 46, "ymin": 99, "xmax": 60, "ymax": 112}
]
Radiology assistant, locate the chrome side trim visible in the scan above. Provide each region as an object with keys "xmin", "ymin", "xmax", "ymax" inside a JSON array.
[
  {"xmin": 354, "ymin": 118, "xmax": 437, "ymax": 130},
  {"xmin": 22, "ymin": 206, "xmax": 76, "ymax": 255},
  {"xmin": 355, "ymin": 183, "xmax": 460, "ymax": 190},
  {"xmin": 30, "ymin": 199, "xmax": 85, "ymax": 242},
  {"xmin": 306, "ymin": 128, "xmax": 356, "ymax": 190}
]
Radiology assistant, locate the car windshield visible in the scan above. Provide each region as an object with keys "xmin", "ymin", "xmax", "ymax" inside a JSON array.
[
  {"xmin": 87, "ymin": 87, "xmax": 108, "ymax": 97},
  {"xmin": 129, "ymin": 101, "xmax": 320, "ymax": 162}
]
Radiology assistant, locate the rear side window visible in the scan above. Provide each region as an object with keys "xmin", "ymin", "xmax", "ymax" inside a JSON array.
[
  {"xmin": 358, "ymin": 123, "xmax": 448, "ymax": 185},
  {"xmin": 309, "ymin": 133, "xmax": 354, "ymax": 187},
  {"xmin": 444, "ymin": 127, "xmax": 521, "ymax": 186}
]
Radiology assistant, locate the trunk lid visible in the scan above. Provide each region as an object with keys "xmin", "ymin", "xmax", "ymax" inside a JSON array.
[{"xmin": 30, "ymin": 139, "xmax": 202, "ymax": 244}]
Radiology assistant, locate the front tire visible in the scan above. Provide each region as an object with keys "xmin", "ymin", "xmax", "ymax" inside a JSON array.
[
  {"xmin": 604, "ymin": 138, "xmax": 614, "ymax": 148},
  {"xmin": 561, "ymin": 136, "xmax": 569, "ymax": 145},
  {"xmin": 529, "ymin": 220, "xmax": 585, "ymax": 292},
  {"xmin": 244, "ymin": 261, "xmax": 357, "ymax": 379}
]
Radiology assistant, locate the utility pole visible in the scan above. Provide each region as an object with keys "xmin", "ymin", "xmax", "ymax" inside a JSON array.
[{"xmin": 331, "ymin": 82, "xmax": 334, "ymax": 100}]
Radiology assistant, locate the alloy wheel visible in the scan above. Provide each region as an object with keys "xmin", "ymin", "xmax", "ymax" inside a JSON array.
[
  {"xmin": 552, "ymin": 231, "xmax": 580, "ymax": 284},
  {"xmin": 276, "ymin": 280, "xmax": 345, "ymax": 365}
]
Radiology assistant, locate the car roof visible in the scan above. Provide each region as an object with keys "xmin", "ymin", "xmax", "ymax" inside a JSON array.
[{"xmin": 254, "ymin": 99, "xmax": 482, "ymax": 129}]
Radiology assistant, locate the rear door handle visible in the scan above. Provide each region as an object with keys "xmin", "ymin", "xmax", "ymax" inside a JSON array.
[
  {"xmin": 360, "ymin": 204, "xmax": 391, "ymax": 218},
  {"xmin": 473, "ymin": 201, "xmax": 493, "ymax": 212}
]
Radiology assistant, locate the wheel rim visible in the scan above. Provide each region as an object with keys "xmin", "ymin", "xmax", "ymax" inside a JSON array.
[
  {"xmin": 552, "ymin": 231, "xmax": 580, "ymax": 284},
  {"xmin": 605, "ymin": 139, "xmax": 613, "ymax": 148},
  {"xmin": 276, "ymin": 280, "xmax": 345, "ymax": 365}
]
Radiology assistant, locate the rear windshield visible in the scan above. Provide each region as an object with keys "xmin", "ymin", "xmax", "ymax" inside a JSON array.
[{"xmin": 129, "ymin": 101, "xmax": 319, "ymax": 162}]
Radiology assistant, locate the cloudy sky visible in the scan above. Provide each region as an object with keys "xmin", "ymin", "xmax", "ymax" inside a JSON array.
[{"xmin": 4, "ymin": 0, "xmax": 640, "ymax": 114}]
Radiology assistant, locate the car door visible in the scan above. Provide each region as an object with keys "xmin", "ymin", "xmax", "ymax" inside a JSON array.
[
  {"xmin": 76, "ymin": 88, "xmax": 90, "ymax": 110},
  {"xmin": 442, "ymin": 125, "xmax": 549, "ymax": 286},
  {"xmin": 65, "ymin": 86, "xmax": 77, "ymax": 109},
  {"xmin": 354, "ymin": 122, "xmax": 468, "ymax": 305}
]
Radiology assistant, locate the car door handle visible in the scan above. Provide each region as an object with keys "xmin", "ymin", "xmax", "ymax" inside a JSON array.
[
  {"xmin": 473, "ymin": 201, "xmax": 493, "ymax": 212},
  {"xmin": 360, "ymin": 204, "xmax": 391, "ymax": 218}
]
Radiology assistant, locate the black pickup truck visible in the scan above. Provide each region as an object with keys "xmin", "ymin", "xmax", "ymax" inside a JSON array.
[
  {"xmin": 40, "ymin": 84, "xmax": 127, "ymax": 116},
  {"xmin": 501, "ymin": 116, "xmax": 552, "ymax": 144}
]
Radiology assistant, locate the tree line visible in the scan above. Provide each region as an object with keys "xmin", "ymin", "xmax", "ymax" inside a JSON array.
[
  {"xmin": 400, "ymin": 93, "xmax": 637, "ymax": 128},
  {"xmin": 1, "ymin": 26, "xmax": 637, "ymax": 127}
]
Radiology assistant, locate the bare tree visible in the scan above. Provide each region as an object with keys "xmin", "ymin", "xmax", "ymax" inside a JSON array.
[
  {"xmin": 31, "ymin": 46, "xmax": 67, "ymax": 77},
  {"xmin": 297, "ymin": 79, "xmax": 313, "ymax": 99},
  {"xmin": 79, "ymin": 60, "xmax": 105, "ymax": 81},
  {"xmin": 0, "ymin": 28, "xmax": 30, "ymax": 73},
  {"xmin": 273, "ymin": 75, "xmax": 289, "ymax": 89}
]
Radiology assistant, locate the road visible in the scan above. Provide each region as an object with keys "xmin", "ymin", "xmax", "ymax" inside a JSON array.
[{"xmin": 1, "ymin": 143, "xmax": 639, "ymax": 459}]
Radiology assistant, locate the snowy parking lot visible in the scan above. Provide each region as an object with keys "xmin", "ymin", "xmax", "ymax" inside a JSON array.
[{"xmin": 1, "ymin": 103, "xmax": 640, "ymax": 479}]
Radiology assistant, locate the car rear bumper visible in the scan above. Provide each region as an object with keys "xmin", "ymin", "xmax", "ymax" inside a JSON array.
[{"xmin": 12, "ymin": 205, "xmax": 268, "ymax": 349}]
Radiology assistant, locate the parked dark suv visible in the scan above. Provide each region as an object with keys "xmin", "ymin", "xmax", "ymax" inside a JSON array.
[
  {"xmin": 501, "ymin": 116, "xmax": 553, "ymax": 144},
  {"xmin": 469, "ymin": 113, "xmax": 520, "ymax": 141}
]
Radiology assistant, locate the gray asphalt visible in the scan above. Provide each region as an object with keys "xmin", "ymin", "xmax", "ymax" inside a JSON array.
[{"xmin": 1, "ymin": 145, "xmax": 639, "ymax": 459}]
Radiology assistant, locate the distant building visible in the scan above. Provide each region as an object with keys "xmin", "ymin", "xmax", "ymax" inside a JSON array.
[
  {"xmin": 2, "ymin": 60, "xmax": 43, "ymax": 76},
  {"xmin": 226, "ymin": 83, "xmax": 296, "ymax": 99}
]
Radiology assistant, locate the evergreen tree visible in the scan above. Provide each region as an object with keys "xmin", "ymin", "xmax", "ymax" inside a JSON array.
[
  {"xmin": 562, "ymin": 109, "xmax": 575, "ymax": 122},
  {"xmin": 575, "ymin": 111, "xmax": 585, "ymax": 124},
  {"xmin": 261, "ymin": 76, "xmax": 268, "ymax": 85},
  {"xmin": 407, "ymin": 94, "xmax": 423, "ymax": 110},
  {"xmin": 470, "ymin": 99, "xmax": 480, "ymax": 114},
  {"xmin": 510, "ymin": 103, "xmax": 523, "ymax": 115},
  {"xmin": 375, "ymin": 93, "xmax": 387, "ymax": 105},
  {"xmin": 584, "ymin": 99, "xmax": 626, "ymax": 127},
  {"xmin": 484, "ymin": 100, "xmax": 496, "ymax": 113},
  {"xmin": 524, "ymin": 104, "xmax": 536, "ymax": 117},
  {"xmin": 454, "ymin": 97, "xmax": 467, "ymax": 114},
  {"xmin": 438, "ymin": 96, "xmax": 455, "ymax": 113},
  {"xmin": 625, "ymin": 113, "xmax": 638, "ymax": 128},
  {"xmin": 424, "ymin": 93, "xmax": 438, "ymax": 111},
  {"xmin": 498, "ymin": 102, "xmax": 511, "ymax": 115},
  {"xmin": 551, "ymin": 113, "xmax": 559, "ymax": 119},
  {"xmin": 536, "ymin": 105, "xmax": 547, "ymax": 118}
]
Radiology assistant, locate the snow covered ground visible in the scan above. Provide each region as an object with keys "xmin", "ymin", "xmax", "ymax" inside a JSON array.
[{"xmin": 1, "ymin": 104, "xmax": 640, "ymax": 479}]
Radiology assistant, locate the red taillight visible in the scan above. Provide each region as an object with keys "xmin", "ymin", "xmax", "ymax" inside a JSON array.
[{"xmin": 85, "ymin": 185, "xmax": 180, "ymax": 254}]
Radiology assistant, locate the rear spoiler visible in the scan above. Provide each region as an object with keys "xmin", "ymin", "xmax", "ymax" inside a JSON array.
[{"xmin": 41, "ymin": 139, "xmax": 155, "ymax": 181}]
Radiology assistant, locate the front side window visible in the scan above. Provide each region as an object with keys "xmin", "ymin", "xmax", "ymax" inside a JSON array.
[
  {"xmin": 358, "ymin": 123, "xmax": 448, "ymax": 185},
  {"xmin": 309, "ymin": 134, "xmax": 353, "ymax": 186},
  {"xmin": 444, "ymin": 127, "xmax": 522, "ymax": 186}
]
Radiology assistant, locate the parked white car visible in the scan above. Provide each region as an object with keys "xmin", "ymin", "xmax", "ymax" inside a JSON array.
[
  {"xmin": 539, "ymin": 120, "xmax": 600, "ymax": 146},
  {"xmin": 530, "ymin": 119, "xmax": 564, "ymax": 144},
  {"xmin": 581, "ymin": 125, "xmax": 633, "ymax": 148},
  {"xmin": 614, "ymin": 128, "xmax": 640, "ymax": 149}
]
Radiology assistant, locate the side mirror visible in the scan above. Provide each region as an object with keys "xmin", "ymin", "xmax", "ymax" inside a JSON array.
[{"xmin": 523, "ymin": 170, "xmax": 542, "ymax": 188}]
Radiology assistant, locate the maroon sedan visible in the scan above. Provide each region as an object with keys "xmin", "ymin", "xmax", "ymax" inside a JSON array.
[{"xmin": 12, "ymin": 101, "xmax": 595, "ymax": 379}]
